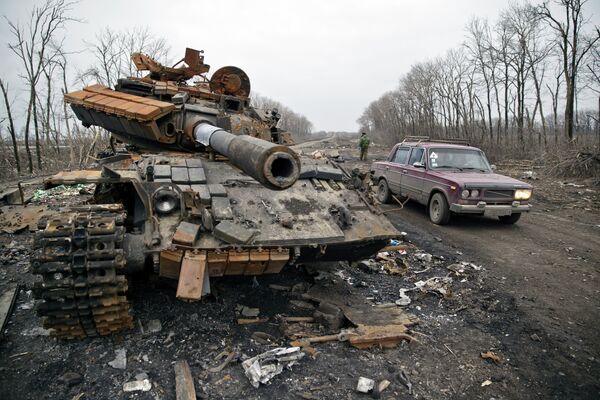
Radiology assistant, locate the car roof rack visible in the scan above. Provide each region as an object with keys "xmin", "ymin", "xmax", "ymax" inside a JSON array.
[{"xmin": 402, "ymin": 136, "xmax": 470, "ymax": 146}]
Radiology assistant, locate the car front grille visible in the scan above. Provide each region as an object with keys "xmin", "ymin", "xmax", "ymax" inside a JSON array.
[{"xmin": 483, "ymin": 189, "xmax": 514, "ymax": 201}]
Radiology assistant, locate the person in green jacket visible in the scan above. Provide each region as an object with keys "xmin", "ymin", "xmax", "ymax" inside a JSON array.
[{"xmin": 358, "ymin": 132, "xmax": 370, "ymax": 161}]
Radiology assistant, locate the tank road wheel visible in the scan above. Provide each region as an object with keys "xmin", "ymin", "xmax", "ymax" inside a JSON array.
[
  {"xmin": 429, "ymin": 193, "xmax": 451, "ymax": 225},
  {"xmin": 32, "ymin": 207, "xmax": 134, "ymax": 339},
  {"xmin": 377, "ymin": 179, "xmax": 392, "ymax": 204}
]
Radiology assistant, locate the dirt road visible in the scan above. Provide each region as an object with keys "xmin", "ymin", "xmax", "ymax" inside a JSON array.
[{"xmin": 383, "ymin": 197, "xmax": 600, "ymax": 398}]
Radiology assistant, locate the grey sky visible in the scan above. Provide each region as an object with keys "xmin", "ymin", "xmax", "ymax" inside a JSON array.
[{"xmin": 1, "ymin": 0, "xmax": 599, "ymax": 132}]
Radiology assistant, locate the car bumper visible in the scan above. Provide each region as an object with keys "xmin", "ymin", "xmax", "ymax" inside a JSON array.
[{"xmin": 450, "ymin": 201, "xmax": 532, "ymax": 215}]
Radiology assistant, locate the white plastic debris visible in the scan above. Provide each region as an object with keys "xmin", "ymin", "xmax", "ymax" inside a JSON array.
[
  {"xmin": 108, "ymin": 349, "xmax": 127, "ymax": 370},
  {"xmin": 415, "ymin": 253, "xmax": 433, "ymax": 263},
  {"xmin": 414, "ymin": 276, "xmax": 453, "ymax": 296},
  {"xmin": 242, "ymin": 347, "xmax": 305, "ymax": 388},
  {"xmin": 356, "ymin": 377, "xmax": 375, "ymax": 393},
  {"xmin": 481, "ymin": 379, "xmax": 492, "ymax": 387},
  {"xmin": 395, "ymin": 288, "xmax": 412, "ymax": 306},
  {"xmin": 123, "ymin": 379, "xmax": 152, "ymax": 392}
]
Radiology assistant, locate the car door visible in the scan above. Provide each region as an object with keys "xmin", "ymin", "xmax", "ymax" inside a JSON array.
[
  {"xmin": 400, "ymin": 147, "xmax": 427, "ymax": 203},
  {"xmin": 386, "ymin": 146, "xmax": 410, "ymax": 193}
]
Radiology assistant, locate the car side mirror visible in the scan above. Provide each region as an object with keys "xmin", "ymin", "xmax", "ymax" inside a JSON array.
[
  {"xmin": 491, "ymin": 164, "xmax": 497, "ymax": 171},
  {"xmin": 413, "ymin": 162, "xmax": 425, "ymax": 169}
]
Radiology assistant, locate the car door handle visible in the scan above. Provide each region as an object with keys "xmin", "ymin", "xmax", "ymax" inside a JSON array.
[
  {"xmin": 402, "ymin": 169, "xmax": 408, "ymax": 174},
  {"xmin": 385, "ymin": 166, "xmax": 389, "ymax": 170}
]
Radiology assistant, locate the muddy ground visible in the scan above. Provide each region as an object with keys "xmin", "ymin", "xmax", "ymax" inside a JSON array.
[{"xmin": 0, "ymin": 137, "xmax": 599, "ymax": 400}]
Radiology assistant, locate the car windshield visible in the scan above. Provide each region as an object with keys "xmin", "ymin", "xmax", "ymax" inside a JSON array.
[{"xmin": 428, "ymin": 148, "xmax": 491, "ymax": 172}]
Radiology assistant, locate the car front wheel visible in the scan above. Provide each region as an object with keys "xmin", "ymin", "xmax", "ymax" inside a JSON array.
[
  {"xmin": 498, "ymin": 213, "xmax": 521, "ymax": 224},
  {"xmin": 429, "ymin": 193, "xmax": 451, "ymax": 225},
  {"xmin": 377, "ymin": 179, "xmax": 391, "ymax": 204}
]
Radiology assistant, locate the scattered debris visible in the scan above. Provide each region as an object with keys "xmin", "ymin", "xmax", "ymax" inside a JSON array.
[
  {"xmin": 530, "ymin": 333, "xmax": 542, "ymax": 342},
  {"xmin": 395, "ymin": 289, "xmax": 411, "ymax": 306},
  {"xmin": 174, "ymin": 360, "xmax": 196, "ymax": 400},
  {"xmin": 481, "ymin": 351, "xmax": 501, "ymax": 364},
  {"xmin": 240, "ymin": 306, "xmax": 260, "ymax": 318},
  {"xmin": 237, "ymin": 317, "xmax": 269, "ymax": 325},
  {"xmin": 373, "ymin": 379, "xmax": 391, "ymax": 398},
  {"xmin": 520, "ymin": 171, "xmax": 538, "ymax": 180},
  {"xmin": 0, "ymin": 285, "xmax": 19, "ymax": 338},
  {"xmin": 251, "ymin": 331, "xmax": 277, "ymax": 345},
  {"xmin": 481, "ymin": 379, "xmax": 492, "ymax": 387},
  {"xmin": 123, "ymin": 379, "xmax": 152, "ymax": 392},
  {"xmin": 269, "ymin": 284, "xmax": 291, "ymax": 291},
  {"xmin": 242, "ymin": 347, "xmax": 305, "ymax": 388},
  {"xmin": 59, "ymin": 372, "xmax": 83, "ymax": 387},
  {"xmin": 145, "ymin": 319, "xmax": 162, "ymax": 333},
  {"xmin": 397, "ymin": 369, "xmax": 412, "ymax": 394},
  {"xmin": 289, "ymin": 300, "xmax": 315, "ymax": 310},
  {"xmin": 414, "ymin": 276, "xmax": 453, "ymax": 296},
  {"xmin": 108, "ymin": 349, "xmax": 127, "ymax": 370},
  {"xmin": 208, "ymin": 351, "xmax": 237, "ymax": 373},
  {"xmin": 356, "ymin": 377, "xmax": 375, "ymax": 393}
]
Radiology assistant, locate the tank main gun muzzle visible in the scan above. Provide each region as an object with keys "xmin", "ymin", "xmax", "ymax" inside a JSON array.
[{"xmin": 193, "ymin": 123, "xmax": 300, "ymax": 190}]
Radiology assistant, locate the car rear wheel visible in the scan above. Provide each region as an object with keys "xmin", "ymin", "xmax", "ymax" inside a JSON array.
[
  {"xmin": 429, "ymin": 193, "xmax": 450, "ymax": 225},
  {"xmin": 377, "ymin": 179, "xmax": 391, "ymax": 204},
  {"xmin": 498, "ymin": 213, "xmax": 521, "ymax": 224}
]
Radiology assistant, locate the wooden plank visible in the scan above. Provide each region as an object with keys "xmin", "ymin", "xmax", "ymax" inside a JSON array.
[
  {"xmin": 174, "ymin": 360, "xmax": 196, "ymax": 400},
  {"xmin": 176, "ymin": 251, "xmax": 206, "ymax": 300},
  {"xmin": 0, "ymin": 286, "xmax": 19, "ymax": 338}
]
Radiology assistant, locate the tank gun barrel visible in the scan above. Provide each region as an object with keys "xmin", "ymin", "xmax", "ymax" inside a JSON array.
[{"xmin": 193, "ymin": 123, "xmax": 300, "ymax": 190}]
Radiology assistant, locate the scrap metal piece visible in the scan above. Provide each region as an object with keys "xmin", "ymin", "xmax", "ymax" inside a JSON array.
[
  {"xmin": 176, "ymin": 251, "xmax": 207, "ymax": 300},
  {"xmin": 0, "ymin": 285, "xmax": 19, "ymax": 339},
  {"xmin": 173, "ymin": 222, "xmax": 201, "ymax": 246},
  {"xmin": 174, "ymin": 360, "xmax": 197, "ymax": 400},
  {"xmin": 242, "ymin": 347, "xmax": 305, "ymax": 388}
]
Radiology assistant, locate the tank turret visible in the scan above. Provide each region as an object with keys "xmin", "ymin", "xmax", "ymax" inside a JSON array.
[{"xmin": 64, "ymin": 48, "xmax": 299, "ymax": 189}]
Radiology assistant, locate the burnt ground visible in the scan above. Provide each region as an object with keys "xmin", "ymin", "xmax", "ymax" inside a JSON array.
[{"xmin": 0, "ymin": 137, "xmax": 599, "ymax": 400}]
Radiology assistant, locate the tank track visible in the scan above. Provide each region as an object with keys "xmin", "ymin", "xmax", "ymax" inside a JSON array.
[{"xmin": 32, "ymin": 206, "xmax": 134, "ymax": 339}]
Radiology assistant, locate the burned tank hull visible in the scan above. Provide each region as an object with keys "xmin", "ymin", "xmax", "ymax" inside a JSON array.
[{"xmin": 32, "ymin": 48, "xmax": 400, "ymax": 338}]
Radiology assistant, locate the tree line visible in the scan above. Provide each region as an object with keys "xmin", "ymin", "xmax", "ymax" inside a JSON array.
[
  {"xmin": 358, "ymin": 0, "xmax": 600, "ymax": 159},
  {"xmin": 0, "ymin": 0, "xmax": 314, "ymax": 180}
]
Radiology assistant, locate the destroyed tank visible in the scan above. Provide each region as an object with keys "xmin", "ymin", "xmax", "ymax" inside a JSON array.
[{"xmin": 32, "ymin": 48, "xmax": 399, "ymax": 338}]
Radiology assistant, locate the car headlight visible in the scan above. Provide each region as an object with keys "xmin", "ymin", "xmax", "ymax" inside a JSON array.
[
  {"xmin": 153, "ymin": 187, "xmax": 180, "ymax": 214},
  {"xmin": 461, "ymin": 189, "xmax": 470, "ymax": 199},
  {"xmin": 470, "ymin": 189, "xmax": 480, "ymax": 198},
  {"xmin": 514, "ymin": 189, "xmax": 532, "ymax": 200}
]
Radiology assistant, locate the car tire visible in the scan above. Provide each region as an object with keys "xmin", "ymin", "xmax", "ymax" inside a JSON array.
[
  {"xmin": 377, "ymin": 179, "xmax": 391, "ymax": 204},
  {"xmin": 498, "ymin": 213, "xmax": 521, "ymax": 224},
  {"xmin": 429, "ymin": 193, "xmax": 451, "ymax": 225}
]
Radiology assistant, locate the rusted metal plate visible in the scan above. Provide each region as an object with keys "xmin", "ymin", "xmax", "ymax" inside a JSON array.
[
  {"xmin": 176, "ymin": 251, "xmax": 207, "ymax": 300},
  {"xmin": 264, "ymin": 249, "xmax": 290, "ymax": 274},
  {"xmin": 172, "ymin": 221, "xmax": 200, "ymax": 246},
  {"xmin": 0, "ymin": 286, "xmax": 19, "ymax": 339},
  {"xmin": 245, "ymin": 249, "xmax": 269, "ymax": 275},
  {"xmin": 349, "ymin": 324, "xmax": 414, "ymax": 349},
  {"xmin": 174, "ymin": 360, "xmax": 197, "ymax": 400},
  {"xmin": 207, "ymin": 251, "xmax": 228, "ymax": 277},
  {"xmin": 160, "ymin": 249, "xmax": 183, "ymax": 279},
  {"xmin": 0, "ymin": 205, "xmax": 55, "ymax": 234},
  {"xmin": 64, "ymin": 85, "xmax": 175, "ymax": 122},
  {"xmin": 225, "ymin": 250, "xmax": 249, "ymax": 275}
]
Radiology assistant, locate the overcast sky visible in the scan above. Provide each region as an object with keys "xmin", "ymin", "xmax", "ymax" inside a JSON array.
[{"xmin": 1, "ymin": 0, "xmax": 599, "ymax": 132}]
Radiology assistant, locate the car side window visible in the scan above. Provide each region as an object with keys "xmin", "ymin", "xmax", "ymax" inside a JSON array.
[
  {"xmin": 408, "ymin": 148, "xmax": 424, "ymax": 165},
  {"xmin": 392, "ymin": 147, "xmax": 410, "ymax": 164}
]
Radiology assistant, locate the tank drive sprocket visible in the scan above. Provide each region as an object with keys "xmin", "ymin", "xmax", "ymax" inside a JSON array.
[{"xmin": 32, "ymin": 205, "xmax": 134, "ymax": 339}]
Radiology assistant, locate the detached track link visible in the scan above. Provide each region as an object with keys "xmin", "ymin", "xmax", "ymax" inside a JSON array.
[{"xmin": 32, "ymin": 206, "xmax": 134, "ymax": 339}]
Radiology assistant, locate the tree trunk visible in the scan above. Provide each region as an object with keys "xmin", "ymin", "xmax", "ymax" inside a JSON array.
[
  {"xmin": 0, "ymin": 80, "xmax": 21, "ymax": 173},
  {"xmin": 24, "ymin": 90, "xmax": 34, "ymax": 173},
  {"xmin": 32, "ymin": 85, "xmax": 42, "ymax": 169},
  {"xmin": 565, "ymin": 75, "xmax": 575, "ymax": 141}
]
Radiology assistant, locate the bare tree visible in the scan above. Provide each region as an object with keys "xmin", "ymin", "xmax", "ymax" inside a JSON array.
[
  {"xmin": 0, "ymin": 79, "xmax": 21, "ymax": 173},
  {"xmin": 538, "ymin": 0, "xmax": 600, "ymax": 141},
  {"xmin": 6, "ymin": 0, "xmax": 76, "ymax": 172}
]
